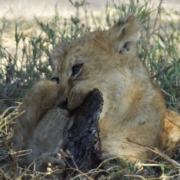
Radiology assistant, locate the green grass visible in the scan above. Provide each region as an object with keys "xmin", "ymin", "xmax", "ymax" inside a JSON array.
[{"xmin": 0, "ymin": 0, "xmax": 180, "ymax": 179}]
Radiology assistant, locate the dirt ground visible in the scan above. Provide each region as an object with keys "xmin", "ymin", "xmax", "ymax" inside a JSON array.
[
  {"xmin": 0, "ymin": 0, "xmax": 180, "ymax": 65},
  {"xmin": 0, "ymin": 0, "xmax": 180, "ymax": 19}
]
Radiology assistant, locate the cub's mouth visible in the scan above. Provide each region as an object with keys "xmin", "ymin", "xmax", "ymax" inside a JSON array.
[
  {"xmin": 57, "ymin": 89, "xmax": 94, "ymax": 112},
  {"xmin": 57, "ymin": 98, "xmax": 68, "ymax": 110},
  {"xmin": 57, "ymin": 89, "xmax": 103, "ymax": 115}
]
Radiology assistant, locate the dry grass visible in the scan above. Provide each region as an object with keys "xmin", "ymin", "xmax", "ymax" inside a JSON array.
[{"xmin": 0, "ymin": 0, "xmax": 180, "ymax": 179}]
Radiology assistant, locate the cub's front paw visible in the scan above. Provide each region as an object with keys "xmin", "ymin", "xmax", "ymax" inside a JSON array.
[{"xmin": 36, "ymin": 152, "xmax": 66, "ymax": 177}]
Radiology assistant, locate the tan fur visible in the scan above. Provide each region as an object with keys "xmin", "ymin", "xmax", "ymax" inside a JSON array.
[
  {"xmin": 13, "ymin": 16, "xmax": 180, "ymax": 166},
  {"xmin": 13, "ymin": 80, "xmax": 68, "ymax": 166},
  {"xmin": 160, "ymin": 109, "xmax": 180, "ymax": 157}
]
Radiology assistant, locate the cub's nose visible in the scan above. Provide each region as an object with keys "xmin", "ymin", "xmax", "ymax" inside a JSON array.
[{"xmin": 58, "ymin": 99, "xmax": 68, "ymax": 109}]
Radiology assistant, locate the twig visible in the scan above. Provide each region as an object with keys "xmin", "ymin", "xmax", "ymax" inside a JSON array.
[
  {"xmin": 124, "ymin": 174, "xmax": 146, "ymax": 179},
  {"xmin": 11, "ymin": 149, "xmax": 32, "ymax": 157},
  {"xmin": 66, "ymin": 167, "xmax": 94, "ymax": 180},
  {"xmin": 48, "ymin": 167, "xmax": 94, "ymax": 180},
  {"xmin": 95, "ymin": 156, "xmax": 119, "ymax": 170},
  {"xmin": 127, "ymin": 138, "xmax": 180, "ymax": 167},
  {"xmin": 140, "ymin": 163, "xmax": 170, "ymax": 167},
  {"xmin": 0, "ymin": 169, "xmax": 11, "ymax": 180},
  {"xmin": 160, "ymin": 88, "xmax": 172, "ymax": 97},
  {"xmin": 3, "ymin": 80, "xmax": 19, "ymax": 98},
  {"xmin": 17, "ymin": 159, "xmax": 37, "ymax": 180},
  {"xmin": 152, "ymin": 64, "xmax": 172, "ymax": 79},
  {"xmin": 0, "ymin": 110, "xmax": 25, "ymax": 129},
  {"xmin": 152, "ymin": 59, "xmax": 180, "ymax": 79},
  {"xmin": 1, "ymin": 106, "xmax": 17, "ymax": 118}
]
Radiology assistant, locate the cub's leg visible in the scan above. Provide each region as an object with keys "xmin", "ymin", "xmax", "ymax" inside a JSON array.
[
  {"xmin": 13, "ymin": 80, "xmax": 68, "ymax": 166},
  {"xmin": 160, "ymin": 109, "xmax": 180, "ymax": 158}
]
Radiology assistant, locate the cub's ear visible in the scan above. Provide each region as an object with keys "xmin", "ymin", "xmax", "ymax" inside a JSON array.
[
  {"xmin": 108, "ymin": 15, "xmax": 141, "ymax": 54},
  {"xmin": 52, "ymin": 42, "xmax": 69, "ymax": 66}
]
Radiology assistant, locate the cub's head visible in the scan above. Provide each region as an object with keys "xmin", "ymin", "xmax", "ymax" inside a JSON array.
[{"xmin": 52, "ymin": 16, "xmax": 140, "ymax": 115}]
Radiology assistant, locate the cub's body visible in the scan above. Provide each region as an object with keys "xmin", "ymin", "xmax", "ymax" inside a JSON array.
[{"xmin": 13, "ymin": 16, "xmax": 180, "ymax": 167}]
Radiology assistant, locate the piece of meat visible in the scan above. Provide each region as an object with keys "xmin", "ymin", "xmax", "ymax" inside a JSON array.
[{"xmin": 62, "ymin": 88, "xmax": 104, "ymax": 178}]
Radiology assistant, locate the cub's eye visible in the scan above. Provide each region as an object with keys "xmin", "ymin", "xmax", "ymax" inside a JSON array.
[
  {"xmin": 51, "ymin": 77, "xmax": 59, "ymax": 84},
  {"xmin": 72, "ymin": 63, "xmax": 83, "ymax": 77}
]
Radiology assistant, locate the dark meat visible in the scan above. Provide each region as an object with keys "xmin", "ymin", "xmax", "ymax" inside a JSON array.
[{"xmin": 62, "ymin": 88, "xmax": 103, "ymax": 178}]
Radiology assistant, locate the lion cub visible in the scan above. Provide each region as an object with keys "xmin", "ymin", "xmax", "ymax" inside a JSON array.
[{"xmin": 13, "ymin": 16, "xmax": 180, "ymax": 169}]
